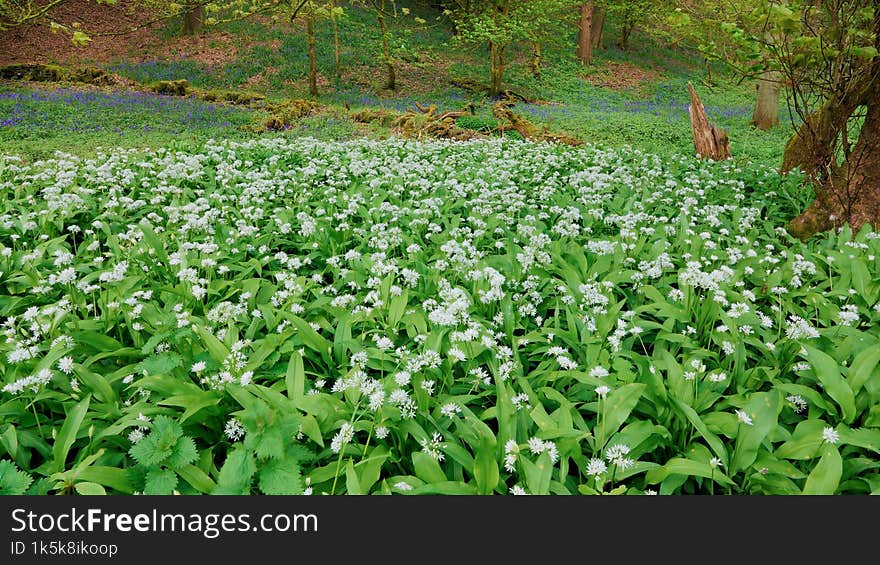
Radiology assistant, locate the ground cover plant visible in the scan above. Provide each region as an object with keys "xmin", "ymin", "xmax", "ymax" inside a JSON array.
[{"xmin": 1, "ymin": 137, "xmax": 879, "ymax": 496}]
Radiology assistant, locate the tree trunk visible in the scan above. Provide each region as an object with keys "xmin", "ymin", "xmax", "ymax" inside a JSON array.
[
  {"xmin": 307, "ymin": 16, "xmax": 318, "ymax": 96},
  {"xmin": 377, "ymin": 4, "xmax": 396, "ymax": 91},
  {"xmin": 591, "ymin": 6, "xmax": 605, "ymax": 50},
  {"xmin": 751, "ymin": 71, "xmax": 780, "ymax": 131},
  {"xmin": 788, "ymin": 82, "xmax": 880, "ymax": 239},
  {"xmin": 331, "ymin": 0, "xmax": 340, "ymax": 77},
  {"xmin": 577, "ymin": 3, "xmax": 593, "ymax": 65},
  {"xmin": 531, "ymin": 41, "xmax": 542, "ymax": 78},
  {"xmin": 182, "ymin": 3, "xmax": 202, "ymax": 35},
  {"xmin": 688, "ymin": 82, "xmax": 731, "ymax": 161},
  {"xmin": 489, "ymin": 41, "xmax": 505, "ymax": 97}
]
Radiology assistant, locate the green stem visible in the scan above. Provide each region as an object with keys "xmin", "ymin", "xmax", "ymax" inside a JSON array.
[{"xmin": 330, "ymin": 448, "xmax": 345, "ymax": 495}]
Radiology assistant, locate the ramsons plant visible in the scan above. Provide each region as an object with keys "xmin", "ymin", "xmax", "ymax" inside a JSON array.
[{"xmin": 0, "ymin": 138, "xmax": 878, "ymax": 495}]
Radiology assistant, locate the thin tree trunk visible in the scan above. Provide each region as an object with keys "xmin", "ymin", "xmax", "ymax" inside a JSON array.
[
  {"xmin": 331, "ymin": 0, "xmax": 340, "ymax": 77},
  {"xmin": 577, "ymin": 2, "xmax": 593, "ymax": 65},
  {"xmin": 182, "ymin": 3, "xmax": 202, "ymax": 35},
  {"xmin": 307, "ymin": 16, "xmax": 318, "ymax": 96},
  {"xmin": 591, "ymin": 6, "xmax": 605, "ymax": 49},
  {"xmin": 489, "ymin": 41, "xmax": 505, "ymax": 97},
  {"xmin": 751, "ymin": 71, "xmax": 780, "ymax": 131},
  {"xmin": 531, "ymin": 41, "xmax": 542, "ymax": 78},
  {"xmin": 377, "ymin": 3, "xmax": 396, "ymax": 90}
]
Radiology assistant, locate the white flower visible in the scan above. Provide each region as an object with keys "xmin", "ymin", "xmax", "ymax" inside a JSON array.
[
  {"xmin": 57, "ymin": 356, "xmax": 75, "ymax": 375},
  {"xmin": 191, "ymin": 361, "xmax": 207, "ymax": 373},
  {"xmin": 586, "ymin": 458, "xmax": 607, "ymax": 477},
  {"xmin": 735, "ymin": 409, "xmax": 754, "ymax": 426},
  {"xmin": 822, "ymin": 427, "xmax": 840, "ymax": 444},
  {"xmin": 595, "ymin": 385, "xmax": 611, "ymax": 399},
  {"xmin": 224, "ymin": 418, "xmax": 245, "ymax": 441}
]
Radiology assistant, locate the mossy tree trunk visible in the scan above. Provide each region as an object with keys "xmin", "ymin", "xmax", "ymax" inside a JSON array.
[
  {"xmin": 531, "ymin": 41, "xmax": 542, "ymax": 78},
  {"xmin": 489, "ymin": 41, "xmax": 505, "ymax": 97},
  {"xmin": 182, "ymin": 3, "xmax": 202, "ymax": 35},
  {"xmin": 787, "ymin": 78, "xmax": 880, "ymax": 239},
  {"xmin": 377, "ymin": 0, "xmax": 396, "ymax": 91},
  {"xmin": 306, "ymin": 15, "xmax": 318, "ymax": 96}
]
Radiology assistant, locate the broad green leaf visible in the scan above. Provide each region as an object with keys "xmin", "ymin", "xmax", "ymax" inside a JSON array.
[
  {"xmin": 730, "ymin": 391, "xmax": 779, "ymax": 474},
  {"xmin": 286, "ymin": 350, "xmax": 305, "ymax": 402},
  {"xmin": 176, "ymin": 464, "xmax": 215, "ymax": 494},
  {"xmin": 473, "ymin": 432, "xmax": 499, "ymax": 495},
  {"xmin": 775, "ymin": 419, "xmax": 826, "ymax": 460},
  {"xmin": 599, "ymin": 383, "xmax": 645, "ymax": 444},
  {"xmin": 849, "ymin": 344, "xmax": 880, "ymax": 394},
  {"xmin": 77, "ymin": 466, "xmax": 133, "ymax": 493},
  {"xmin": 645, "ymin": 458, "xmax": 734, "ymax": 486},
  {"xmin": 51, "ymin": 395, "xmax": 90, "ymax": 473},
  {"xmin": 802, "ymin": 445, "xmax": 842, "ymax": 495},
  {"xmin": 412, "ymin": 451, "xmax": 447, "ymax": 484},
  {"xmin": 520, "ymin": 452, "xmax": 553, "ymax": 495},
  {"xmin": 801, "ymin": 344, "xmax": 856, "ymax": 423},
  {"xmin": 670, "ymin": 397, "xmax": 727, "ymax": 465},
  {"xmin": 74, "ymin": 482, "xmax": 106, "ymax": 495}
]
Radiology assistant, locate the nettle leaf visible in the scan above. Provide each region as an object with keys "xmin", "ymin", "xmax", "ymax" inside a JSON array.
[
  {"xmin": 0, "ymin": 460, "xmax": 33, "ymax": 495},
  {"xmin": 258, "ymin": 456, "xmax": 304, "ymax": 495},
  {"xmin": 214, "ymin": 447, "xmax": 257, "ymax": 495},
  {"xmin": 144, "ymin": 468, "xmax": 178, "ymax": 495},
  {"xmin": 166, "ymin": 437, "xmax": 199, "ymax": 469},
  {"xmin": 137, "ymin": 352, "xmax": 183, "ymax": 376},
  {"xmin": 128, "ymin": 415, "xmax": 187, "ymax": 467}
]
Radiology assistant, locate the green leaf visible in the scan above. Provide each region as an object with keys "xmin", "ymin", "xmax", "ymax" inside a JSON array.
[
  {"xmin": 166, "ymin": 437, "xmax": 199, "ymax": 469},
  {"xmin": 473, "ymin": 432, "xmax": 499, "ymax": 495},
  {"xmin": 670, "ymin": 397, "xmax": 727, "ymax": 466},
  {"xmin": 290, "ymin": 316, "xmax": 331, "ymax": 360},
  {"xmin": 802, "ymin": 445, "xmax": 842, "ymax": 495},
  {"xmin": 801, "ymin": 344, "xmax": 856, "ymax": 423},
  {"xmin": 412, "ymin": 451, "xmax": 447, "ymax": 484},
  {"xmin": 285, "ymin": 350, "xmax": 305, "ymax": 402},
  {"xmin": 645, "ymin": 458, "xmax": 734, "ymax": 486},
  {"xmin": 74, "ymin": 482, "xmax": 106, "ymax": 495},
  {"xmin": 177, "ymin": 464, "xmax": 216, "ymax": 494},
  {"xmin": 194, "ymin": 324, "xmax": 230, "ymax": 364},
  {"xmin": 77, "ymin": 466, "xmax": 133, "ymax": 494},
  {"xmin": 51, "ymin": 395, "xmax": 90, "ymax": 473},
  {"xmin": 345, "ymin": 458, "xmax": 361, "ymax": 494},
  {"xmin": 159, "ymin": 393, "xmax": 222, "ymax": 423},
  {"xmin": 354, "ymin": 446, "xmax": 388, "ymax": 495},
  {"xmin": 137, "ymin": 352, "xmax": 183, "ymax": 376},
  {"xmin": 600, "ymin": 383, "xmax": 645, "ymax": 443},
  {"xmin": 0, "ymin": 460, "xmax": 33, "ymax": 495},
  {"xmin": 730, "ymin": 391, "xmax": 779, "ymax": 474},
  {"xmin": 144, "ymin": 468, "xmax": 178, "ymax": 495},
  {"xmin": 775, "ymin": 419, "xmax": 826, "ymax": 460},
  {"xmin": 520, "ymin": 452, "xmax": 553, "ymax": 495},
  {"xmin": 259, "ymin": 456, "xmax": 304, "ymax": 495},
  {"xmin": 849, "ymin": 344, "xmax": 880, "ymax": 394},
  {"xmin": 214, "ymin": 447, "xmax": 256, "ymax": 495}
]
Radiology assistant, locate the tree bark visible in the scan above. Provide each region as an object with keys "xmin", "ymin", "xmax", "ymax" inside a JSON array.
[
  {"xmin": 577, "ymin": 3, "xmax": 593, "ymax": 65},
  {"xmin": 688, "ymin": 82, "xmax": 731, "ymax": 161},
  {"xmin": 531, "ymin": 41, "xmax": 542, "ymax": 78},
  {"xmin": 591, "ymin": 6, "xmax": 605, "ymax": 49},
  {"xmin": 377, "ymin": 2, "xmax": 396, "ymax": 91},
  {"xmin": 307, "ymin": 16, "xmax": 318, "ymax": 96},
  {"xmin": 182, "ymin": 3, "xmax": 202, "ymax": 35},
  {"xmin": 489, "ymin": 41, "xmax": 505, "ymax": 97},
  {"xmin": 331, "ymin": 0, "xmax": 340, "ymax": 77},
  {"xmin": 751, "ymin": 71, "xmax": 780, "ymax": 131}
]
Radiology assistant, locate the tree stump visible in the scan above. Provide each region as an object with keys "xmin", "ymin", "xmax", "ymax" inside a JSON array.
[{"xmin": 688, "ymin": 82, "xmax": 731, "ymax": 160}]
